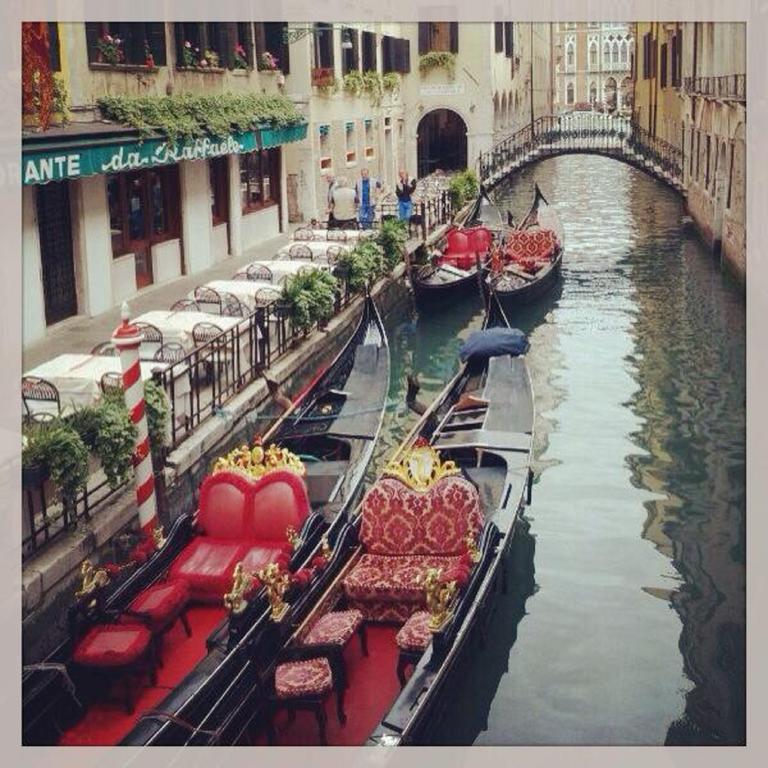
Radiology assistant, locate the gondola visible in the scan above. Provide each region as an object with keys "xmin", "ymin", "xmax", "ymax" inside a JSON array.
[
  {"xmin": 178, "ymin": 288, "xmax": 534, "ymax": 747},
  {"xmin": 485, "ymin": 183, "xmax": 565, "ymax": 313},
  {"xmin": 22, "ymin": 294, "xmax": 390, "ymax": 746},
  {"xmin": 410, "ymin": 187, "xmax": 503, "ymax": 309}
]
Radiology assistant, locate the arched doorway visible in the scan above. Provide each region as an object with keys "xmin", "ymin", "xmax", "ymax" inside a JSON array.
[
  {"xmin": 417, "ymin": 109, "xmax": 468, "ymax": 177},
  {"xmin": 604, "ymin": 77, "xmax": 617, "ymax": 111},
  {"xmin": 619, "ymin": 77, "xmax": 632, "ymax": 109}
]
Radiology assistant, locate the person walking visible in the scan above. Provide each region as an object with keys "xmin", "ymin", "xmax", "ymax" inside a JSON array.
[
  {"xmin": 323, "ymin": 172, "xmax": 337, "ymax": 228},
  {"xmin": 355, "ymin": 168, "xmax": 381, "ymax": 230},
  {"xmin": 395, "ymin": 169, "xmax": 418, "ymax": 222},
  {"xmin": 329, "ymin": 177, "xmax": 357, "ymax": 230}
]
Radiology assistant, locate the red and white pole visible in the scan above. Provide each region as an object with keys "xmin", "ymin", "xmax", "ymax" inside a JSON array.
[{"xmin": 112, "ymin": 302, "xmax": 157, "ymax": 536}]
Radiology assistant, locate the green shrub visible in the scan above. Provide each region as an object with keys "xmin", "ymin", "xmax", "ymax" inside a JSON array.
[
  {"xmin": 337, "ymin": 240, "xmax": 386, "ymax": 293},
  {"xmin": 144, "ymin": 380, "xmax": 169, "ymax": 459},
  {"xmin": 382, "ymin": 72, "xmax": 400, "ymax": 94},
  {"xmin": 342, "ymin": 70, "xmax": 364, "ymax": 97},
  {"xmin": 419, "ymin": 51, "xmax": 457, "ymax": 79},
  {"xmin": 448, "ymin": 169, "xmax": 480, "ymax": 210},
  {"xmin": 282, "ymin": 269, "xmax": 338, "ymax": 332},
  {"xmin": 376, "ymin": 218, "xmax": 408, "ymax": 271}
]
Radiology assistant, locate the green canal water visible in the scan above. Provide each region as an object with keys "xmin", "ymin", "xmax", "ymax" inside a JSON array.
[{"xmin": 375, "ymin": 154, "xmax": 746, "ymax": 745}]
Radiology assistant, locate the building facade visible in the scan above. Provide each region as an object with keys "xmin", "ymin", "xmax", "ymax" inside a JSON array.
[
  {"xmin": 633, "ymin": 22, "xmax": 745, "ymax": 281},
  {"xmin": 22, "ymin": 21, "xmax": 549, "ymax": 349},
  {"xmin": 553, "ymin": 22, "xmax": 634, "ymax": 112}
]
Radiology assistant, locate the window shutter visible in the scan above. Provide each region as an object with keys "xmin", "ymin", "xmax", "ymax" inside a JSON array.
[
  {"xmin": 449, "ymin": 22, "xmax": 459, "ymax": 54},
  {"xmin": 85, "ymin": 21, "xmax": 101, "ymax": 63},
  {"xmin": 418, "ymin": 22, "xmax": 430, "ymax": 55},
  {"xmin": 504, "ymin": 22, "xmax": 513, "ymax": 58},
  {"xmin": 145, "ymin": 23, "xmax": 167, "ymax": 66},
  {"xmin": 402, "ymin": 38, "xmax": 411, "ymax": 73},
  {"xmin": 353, "ymin": 29, "xmax": 360, "ymax": 70},
  {"xmin": 660, "ymin": 42, "xmax": 667, "ymax": 87},
  {"xmin": 280, "ymin": 24, "xmax": 290, "ymax": 74},
  {"xmin": 382, "ymin": 35, "xmax": 390, "ymax": 72},
  {"xmin": 494, "ymin": 22, "xmax": 503, "ymax": 53}
]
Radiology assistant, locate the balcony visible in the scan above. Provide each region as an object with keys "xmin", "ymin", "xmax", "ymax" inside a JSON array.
[{"xmin": 684, "ymin": 74, "xmax": 746, "ymax": 101}]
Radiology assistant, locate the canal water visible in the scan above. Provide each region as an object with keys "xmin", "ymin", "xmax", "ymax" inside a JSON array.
[{"xmin": 375, "ymin": 154, "xmax": 746, "ymax": 745}]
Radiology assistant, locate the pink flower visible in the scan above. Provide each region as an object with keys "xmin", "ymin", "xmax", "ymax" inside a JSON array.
[
  {"xmin": 104, "ymin": 34, "xmax": 113, "ymax": 43},
  {"xmin": 199, "ymin": 58, "xmax": 208, "ymax": 66},
  {"xmin": 185, "ymin": 40, "xmax": 192, "ymax": 48}
]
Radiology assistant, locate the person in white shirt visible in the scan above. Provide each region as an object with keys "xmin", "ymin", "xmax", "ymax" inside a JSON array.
[{"xmin": 330, "ymin": 177, "xmax": 357, "ymax": 229}]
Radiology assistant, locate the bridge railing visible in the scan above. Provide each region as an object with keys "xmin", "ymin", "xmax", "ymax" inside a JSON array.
[{"xmin": 479, "ymin": 114, "xmax": 684, "ymax": 190}]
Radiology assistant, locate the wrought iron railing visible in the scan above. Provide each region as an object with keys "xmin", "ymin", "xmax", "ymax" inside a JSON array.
[
  {"xmin": 478, "ymin": 114, "xmax": 684, "ymax": 189},
  {"xmin": 684, "ymin": 74, "xmax": 746, "ymax": 101}
]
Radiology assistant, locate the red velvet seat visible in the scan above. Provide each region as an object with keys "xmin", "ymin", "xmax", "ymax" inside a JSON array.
[
  {"xmin": 396, "ymin": 611, "xmax": 432, "ymax": 652},
  {"xmin": 303, "ymin": 610, "xmax": 363, "ymax": 647},
  {"xmin": 127, "ymin": 580, "xmax": 191, "ymax": 635},
  {"xmin": 275, "ymin": 657, "xmax": 333, "ymax": 699},
  {"xmin": 73, "ymin": 624, "xmax": 153, "ymax": 668},
  {"xmin": 168, "ymin": 468, "xmax": 310, "ymax": 604},
  {"xmin": 342, "ymin": 471, "xmax": 482, "ymax": 622}
]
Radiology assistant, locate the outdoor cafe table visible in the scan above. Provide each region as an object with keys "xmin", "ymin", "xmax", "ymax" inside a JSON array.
[
  {"xmin": 301, "ymin": 229, "xmax": 377, "ymax": 242},
  {"xmin": 187, "ymin": 279, "xmax": 280, "ymax": 313},
  {"xmin": 276, "ymin": 240, "xmax": 350, "ymax": 261},
  {"xmin": 23, "ymin": 353, "xmax": 187, "ymax": 418},
  {"xmin": 133, "ymin": 310, "xmax": 248, "ymax": 353}
]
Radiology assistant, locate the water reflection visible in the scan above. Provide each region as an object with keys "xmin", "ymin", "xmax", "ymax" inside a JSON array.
[{"xmin": 375, "ymin": 154, "xmax": 745, "ymax": 745}]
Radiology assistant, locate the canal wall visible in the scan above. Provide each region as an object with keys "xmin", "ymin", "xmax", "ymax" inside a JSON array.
[{"xmin": 21, "ymin": 234, "xmax": 436, "ymax": 664}]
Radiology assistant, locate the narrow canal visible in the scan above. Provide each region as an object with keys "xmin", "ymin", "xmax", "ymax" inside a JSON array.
[{"xmin": 375, "ymin": 155, "xmax": 746, "ymax": 745}]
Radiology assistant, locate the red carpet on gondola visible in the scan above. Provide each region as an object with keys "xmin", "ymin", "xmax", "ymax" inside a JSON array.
[
  {"xmin": 258, "ymin": 625, "xmax": 402, "ymax": 746},
  {"xmin": 58, "ymin": 606, "xmax": 226, "ymax": 746}
]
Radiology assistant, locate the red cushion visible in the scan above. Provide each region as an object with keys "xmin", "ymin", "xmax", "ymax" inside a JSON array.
[
  {"xmin": 239, "ymin": 541, "xmax": 288, "ymax": 573},
  {"xmin": 466, "ymin": 227, "xmax": 492, "ymax": 253},
  {"xmin": 127, "ymin": 580, "xmax": 189, "ymax": 631},
  {"xmin": 396, "ymin": 611, "xmax": 432, "ymax": 651},
  {"xmin": 445, "ymin": 230, "xmax": 469, "ymax": 255},
  {"xmin": 505, "ymin": 229, "xmax": 558, "ymax": 262},
  {"xmin": 346, "ymin": 599, "xmax": 419, "ymax": 624},
  {"xmin": 197, "ymin": 477, "xmax": 248, "ymax": 539},
  {"xmin": 168, "ymin": 538, "xmax": 247, "ymax": 603},
  {"xmin": 73, "ymin": 624, "xmax": 152, "ymax": 668},
  {"xmin": 303, "ymin": 609, "xmax": 363, "ymax": 647},
  {"xmin": 360, "ymin": 475, "xmax": 483, "ymax": 556},
  {"xmin": 275, "ymin": 657, "xmax": 333, "ymax": 699},
  {"xmin": 343, "ymin": 553, "xmax": 462, "ymax": 604}
]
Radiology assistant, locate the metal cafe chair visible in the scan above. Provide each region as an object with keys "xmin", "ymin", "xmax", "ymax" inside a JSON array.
[
  {"xmin": 220, "ymin": 292, "xmax": 249, "ymax": 318},
  {"xmin": 134, "ymin": 322, "xmax": 164, "ymax": 359},
  {"xmin": 325, "ymin": 245, "xmax": 344, "ymax": 265},
  {"xmin": 246, "ymin": 263, "xmax": 273, "ymax": 282},
  {"xmin": 90, "ymin": 341, "xmax": 118, "ymax": 357},
  {"xmin": 21, "ymin": 376, "xmax": 61, "ymax": 417},
  {"xmin": 100, "ymin": 371, "xmax": 124, "ymax": 396},
  {"xmin": 293, "ymin": 227, "xmax": 315, "ymax": 241},
  {"xmin": 153, "ymin": 342, "xmax": 186, "ymax": 364},
  {"xmin": 170, "ymin": 298, "xmax": 201, "ymax": 313},
  {"xmin": 255, "ymin": 287, "xmax": 282, "ymax": 308},
  {"xmin": 326, "ymin": 229, "xmax": 348, "ymax": 242},
  {"xmin": 193, "ymin": 285, "xmax": 223, "ymax": 315},
  {"xmin": 288, "ymin": 243, "xmax": 314, "ymax": 261}
]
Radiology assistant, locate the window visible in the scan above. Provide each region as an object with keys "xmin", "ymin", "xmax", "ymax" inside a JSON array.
[
  {"xmin": 86, "ymin": 22, "xmax": 167, "ymax": 66},
  {"xmin": 345, "ymin": 121, "xmax": 357, "ymax": 165},
  {"xmin": 174, "ymin": 22, "xmax": 240, "ymax": 68},
  {"xmin": 107, "ymin": 166, "xmax": 180, "ymax": 257},
  {"xmin": 705, "ymin": 134, "xmax": 711, "ymax": 189},
  {"xmin": 621, "ymin": 40, "xmax": 628, "ymax": 64},
  {"xmin": 494, "ymin": 23, "xmax": 504, "ymax": 53},
  {"xmin": 418, "ymin": 22, "xmax": 458, "ymax": 54},
  {"xmin": 660, "ymin": 42, "xmax": 668, "ymax": 87},
  {"xmin": 210, "ymin": 157, "xmax": 229, "ymax": 225},
  {"xmin": 240, "ymin": 149, "xmax": 280, "ymax": 213},
  {"xmin": 255, "ymin": 22, "xmax": 290, "ymax": 73},
  {"xmin": 589, "ymin": 42, "xmax": 597, "ymax": 69},
  {"xmin": 612, "ymin": 42, "xmax": 619, "ymax": 64},
  {"xmin": 362, "ymin": 31, "xmax": 377, "ymax": 71},
  {"xmin": 382, "ymin": 36, "xmax": 410, "ymax": 73},
  {"xmin": 589, "ymin": 82, "xmax": 597, "ymax": 103},
  {"xmin": 342, "ymin": 27, "xmax": 360, "ymax": 74},
  {"xmin": 670, "ymin": 31, "xmax": 681, "ymax": 87},
  {"xmin": 234, "ymin": 22, "xmax": 254, "ymax": 68},
  {"xmin": 319, "ymin": 125, "xmax": 332, "ymax": 171},
  {"xmin": 48, "ymin": 23, "xmax": 61, "ymax": 71},
  {"xmin": 504, "ymin": 22, "xmax": 514, "ymax": 58},
  {"xmin": 566, "ymin": 82, "xmax": 574, "ymax": 104},
  {"xmin": 313, "ymin": 23, "xmax": 334, "ymax": 69},
  {"xmin": 604, "ymin": 41, "xmax": 610, "ymax": 65},
  {"xmin": 364, "ymin": 119, "xmax": 375, "ymax": 160},
  {"xmin": 566, "ymin": 44, "xmax": 574, "ymax": 69}
]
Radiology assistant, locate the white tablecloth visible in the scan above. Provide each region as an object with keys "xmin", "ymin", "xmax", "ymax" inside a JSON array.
[
  {"xmin": 298, "ymin": 229, "xmax": 376, "ymax": 242},
  {"xmin": 133, "ymin": 310, "xmax": 245, "ymax": 352},
  {"xmin": 240, "ymin": 259, "xmax": 330, "ymax": 284},
  {"xmin": 189, "ymin": 280, "xmax": 280, "ymax": 312},
  {"xmin": 276, "ymin": 241, "xmax": 350, "ymax": 261}
]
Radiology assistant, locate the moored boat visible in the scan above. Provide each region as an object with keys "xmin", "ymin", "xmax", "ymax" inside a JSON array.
[
  {"xmin": 485, "ymin": 184, "xmax": 565, "ymax": 312},
  {"xmin": 22, "ymin": 294, "xmax": 390, "ymax": 747},
  {"xmin": 180, "ymin": 289, "xmax": 534, "ymax": 747}
]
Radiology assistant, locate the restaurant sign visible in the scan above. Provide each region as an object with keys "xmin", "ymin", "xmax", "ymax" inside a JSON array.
[{"xmin": 22, "ymin": 123, "xmax": 308, "ymax": 185}]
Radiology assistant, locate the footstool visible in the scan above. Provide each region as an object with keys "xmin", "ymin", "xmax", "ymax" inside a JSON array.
[{"xmin": 395, "ymin": 610, "xmax": 431, "ymax": 686}]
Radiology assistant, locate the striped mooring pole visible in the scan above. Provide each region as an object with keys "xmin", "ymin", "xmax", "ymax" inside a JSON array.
[{"xmin": 112, "ymin": 302, "xmax": 158, "ymax": 536}]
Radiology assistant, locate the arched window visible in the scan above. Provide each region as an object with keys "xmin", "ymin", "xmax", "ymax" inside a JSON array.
[
  {"xmin": 612, "ymin": 42, "xmax": 619, "ymax": 64},
  {"xmin": 566, "ymin": 43, "xmax": 574, "ymax": 69},
  {"xmin": 603, "ymin": 42, "xmax": 610, "ymax": 65},
  {"xmin": 589, "ymin": 42, "xmax": 597, "ymax": 69},
  {"xmin": 621, "ymin": 41, "xmax": 628, "ymax": 64},
  {"xmin": 566, "ymin": 82, "xmax": 574, "ymax": 104},
  {"xmin": 589, "ymin": 82, "xmax": 597, "ymax": 104}
]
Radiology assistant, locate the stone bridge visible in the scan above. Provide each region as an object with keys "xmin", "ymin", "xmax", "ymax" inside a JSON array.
[{"xmin": 478, "ymin": 114, "xmax": 685, "ymax": 194}]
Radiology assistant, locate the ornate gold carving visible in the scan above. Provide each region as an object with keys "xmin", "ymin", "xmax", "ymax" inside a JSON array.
[
  {"xmin": 224, "ymin": 562, "xmax": 255, "ymax": 615},
  {"xmin": 418, "ymin": 567, "xmax": 457, "ymax": 631},
  {"xmin": 152, "ymin": 525, "xmax": 167, "ymax": 550},
  {"xmin": 465, "ymin": 531, "xmax": 481, "ymax": 563},
  {"xmin": 383, "ymin": 443, "xmax": 459, "ymax": 492},
  {"xmin": 75, "ymin": 560, "xmax": 110, "ymax": 600},
  {"xmin": 257, "ymin": 562, "xmax": 291, "ymax": 622},
  {"xmin": 320, "ymin": 534, "xmax": 332, "ymax": 560},
  {"xmin": 286, "ymin": 526, "xmax": 302, "ymax": 551},
  {"xmin": 212, "ymin": 442, "xmax": 305, "ymax": 480}
]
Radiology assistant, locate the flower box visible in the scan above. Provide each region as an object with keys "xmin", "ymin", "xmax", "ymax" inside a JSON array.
[
  {"xmin": 312, "ymin": 67, "xmax": 335, "ymax": 87},
  {"xmin": 90, "ymin": 62, "xmax": 159, "ymax": 74},
  {"xmin": 176, "ymin": 65, "xmax": 226, "ymax": 74}
]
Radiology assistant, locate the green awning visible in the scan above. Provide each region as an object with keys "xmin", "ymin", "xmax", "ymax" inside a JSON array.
[{"xmin": 22, "ymin": 122, "xmax": 308, "ymax": 185}]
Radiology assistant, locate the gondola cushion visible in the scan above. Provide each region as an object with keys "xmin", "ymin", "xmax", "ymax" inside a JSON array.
[
  {"xmin": 466, "ymin": 227, "xmax": 493, "ymax": 253},
  {"xmin": 168, "ymin": 538, "xmax": 248, "ymax": 603},
  {"xmin": 396, "ymin": 611, "xmax": 432, "ymax": 652},
  {"xmin": 505, "ymin": 229, "xmax": 559, "ymax": 262},
  {"xmin": 445, "ymin": 230, "xmax": 469, "ymax": 255},
  {"xmin": 345, "ymin": 599, "xmax": 418, "ymax": 624},
  {"xmin": 360, "ymin": 476, "xmax": 483, "ymax": 556},
  {"xmin": 126, "ymin": 580, "xmax": 190, "ymax": 632},
  {"xmin": 303, "ymin": 609, "xmax": 364, "ymax": 647},
  {"xmin": 240, "ymin": 541, "xmax": 291, "ymax": 573},
  {"xmin": 73, "ymin": 623, "xmax": 152, "ymax": 668},
  {"xmin": 343, "ymin": 553, "xmax": 462, "ymax": 606},
  {"xmin": 275, "ymin": 657, "xmax": 333, "ymax": 699}
]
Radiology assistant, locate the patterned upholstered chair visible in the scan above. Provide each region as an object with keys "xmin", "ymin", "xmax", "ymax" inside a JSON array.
[
  {"xmin": 341, "ymin": 445, "xmax": 483, "ymax": 623},
  {"xmin": 395, "ymin": 610, "xmax": 431, "ymax": 686}
]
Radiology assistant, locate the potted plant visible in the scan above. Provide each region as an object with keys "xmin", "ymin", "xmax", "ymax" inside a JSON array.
[
  {"xmin": 96, "ymin": 33, "xmax": 124, "ymax": 66},
  {"xmin": 22, "ymin": 425, "xmax": 50, "ymax": 488},
  {"xmin": 203, "ymin": 49, "xmax": 220, "ymax": 68},
  {"xmin": 233, "ymin": 43, "xmax": 249, "ymax": 70},
  {"xmin": 181, "ymin": 40, "xmax": 199, "ymax": 68},
  {"xmin": 311, "ymin": 67, "xmax": 335, "ymax": 87},
  {"xmin": 258, "ymin": 51, "xmax": 279, "ymax": 72},
  {"xmin": 376, "ymin": 218, "xmax": 408, "ymax": 271},
  {"xmin": 418, "ymin": 51, "xmax": 457, "ymax": 80}
]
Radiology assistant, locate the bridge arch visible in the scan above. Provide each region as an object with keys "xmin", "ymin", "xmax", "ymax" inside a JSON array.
[{"xmin": 416, "ymin": 108, "xmax": 468, "ymax": 178}]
